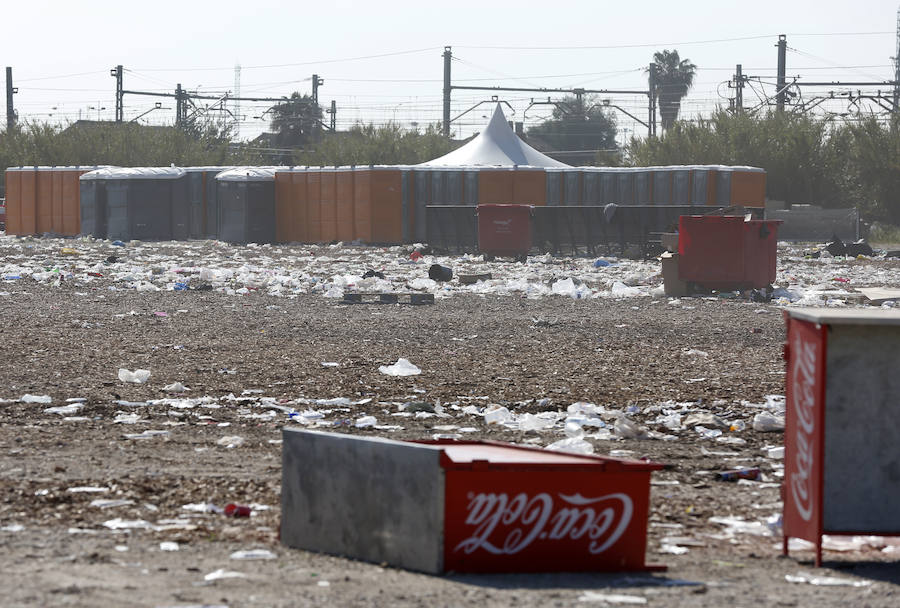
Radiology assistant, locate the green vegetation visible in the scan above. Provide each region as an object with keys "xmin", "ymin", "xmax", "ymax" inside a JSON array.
[
  {"xmin": 629, "ymin": 110, "xmax": 900, "ymax": 225},
  {"xmin": 293, "ymin": 122, "xmax": 460, "ymax": 166},
  {"xmin": 650, "ymin": 49, "xmax": 697, "ymax": 131},
  {"xmin": 526, "ymin": 95, "xmax": 618, "ymax": 156}
]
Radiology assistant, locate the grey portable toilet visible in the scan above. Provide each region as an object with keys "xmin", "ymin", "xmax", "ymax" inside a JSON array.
[
  {"xmin": 671, "ymin": 166, "xmax": 691, "ymax": 205},
  {"xmin": 634, "ymin": 168, "xmax": 652, "ymax": 204},
  {"xmin": 616, "ymin": 168, "xmax": 635, "ymax": 205},
  {"xmin": 563, "ymin": 168, "xmax": 582, "ymax": 204},
  {"xmin": 79, "ymin": 168, "xmax": 111, "ymax": 238},
  {"xmin": 445, "ymin": 169, "xmax": 464, "ymax": 205},
  {"xmin": 582, "ymin": 167, "xmax": 601, "ymax": 205},
  {"xmin": 690, "ymin": 165, "xmax": 711, "ymax": 206},
  {"xmin": 89, "ymin": 167, "xmax": 187, "ymax": 241},
  {"xmin": 183, "ymin": 167, "xmax": 230, "ymax": 239},
  {"xmin": 216, "ymin": 167, "xmax": 278, "ymax": 244},
  {"xmin": 715, "ymin": 165, "xmax": 734, "ymax": 206},
  {"xmin": 412, "ymin": 168, "xmax": 431, "ymax": 242},
  {"xmin": 651, "ymin": 166, "xmax": 673, "ymax": 205},
  {"xmin": 464, "ymin": 169, "xmax": 479, "ymax": 205},
  {"xmin": 545, "ymin": 168, "xmax": 563, "ymax": 206},
  {"xmin": 600, "ymin": 168, "xmax": 618, "ymax": 204}
]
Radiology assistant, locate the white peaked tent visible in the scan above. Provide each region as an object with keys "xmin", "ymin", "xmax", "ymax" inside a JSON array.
[{"xmin": 419, "ymin": 104, "xmax": 571, "ymax": 168}]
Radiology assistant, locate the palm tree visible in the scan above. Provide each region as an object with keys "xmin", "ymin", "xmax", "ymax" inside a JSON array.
[{"xmin": 650, "ymin": 50, "xmax": 697, "ymax": 131}]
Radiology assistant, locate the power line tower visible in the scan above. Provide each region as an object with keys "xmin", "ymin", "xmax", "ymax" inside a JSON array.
[
  {"xmin": 111, "ymin": 65, "xmax": 123, "ymax": 122},
  {"xmin": 894, "ymin": 6, "xmax": 900, "ymax": 112},
  {"xmin": 234, "ymin": 63, "xmax": 241, "ymax": 137}
]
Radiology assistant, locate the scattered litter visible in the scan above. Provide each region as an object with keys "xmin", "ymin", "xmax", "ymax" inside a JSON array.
[
  {"xmin": 124, "ymin": 430, "xmax": 169, "ymax": 439},
  {"xmin": 102, "ymin": 518, "xmax": 152, "ymax": 530},
  {"xmin": 159, "ymin": 541, "xmax": 179, "ymax": 551},
  {"xmin": 67, "ymin": 486, "xmax": 109, "ymax": 494},
  {"xmin": 321, "ymin": 362, "xmax": 340, "ymax": 367},
  {"xmin": 217, "ymin": 435, "xmax": 245, "ymax": 448},
  {"xmin": 717, "ymin": 468, "xmax": 762, "ymax": 482},
  {"xmin": 163, "ymin": 382, "xmax": 188, "ymax": 393},
  {"xmin": 546, "ymin": 437, "xmax": 594, "ymax": 455},
  {"xmin": 752, "ymin": 412, "xmax": 785, "ymax": 432},
  {"xmin": 44, "ymin": 403, "xmax": 84, "ymax": 415},
  {"xmin": 20, "ymin": 394, "xmax": 52, "ymax": 404},
  {"xmin": 378, "ymin": 358, "xmax": 422, "ymax": 376},
  {"xmin": 204, "ymin": 568, "xmax": 247, "ymax": 581},
  {"xmin": 230, "ymin": 549, "xmax": 276, "ymax": 560},
  {"xmin": 118, "ymin": 368, "xmax": 151, "ymax": 383},
  {"xmin": 355, "ymin": 416, "xmax": 377, "ymax": 428},
  {"xmin": 785, "ymin": 572, "xmax": 872, "ymax": 587},
  {"xmin": 577, "ymin": 592, "xmax": 647, "ymax": 604},
  {"xmin": 224, "ymin": 503, "xmax": 251, "ymax": 517},
  {"xmin": 1, "ymin": 524, "xmax": 25, "ymax": 533},
  {"xmin": 90, "ymin": 499, "xmax": 135, "ymax": 509}
]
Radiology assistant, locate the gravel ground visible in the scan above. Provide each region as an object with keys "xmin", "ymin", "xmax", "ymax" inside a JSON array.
[{"xmin": 1, "ymin": 238, "xmax": 899, "ymax": 607}]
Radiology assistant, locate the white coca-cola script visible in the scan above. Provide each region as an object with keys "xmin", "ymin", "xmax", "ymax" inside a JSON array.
[
  {"xmin": 454, "ymin": 492, "xmax": 633, "ymax": 555},
  {"xmin": 790, "ymin": 332, "xmax": 818, "ymax": 522}
]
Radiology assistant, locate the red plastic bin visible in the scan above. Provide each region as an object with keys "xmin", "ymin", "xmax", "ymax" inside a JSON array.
[
  {"xmin": 677, "ymin": 215, "xmax": 782, "ymax": 290},
  {"xmin": 477, "ymin": 203, "xmax": 533, "ymax": 260}
]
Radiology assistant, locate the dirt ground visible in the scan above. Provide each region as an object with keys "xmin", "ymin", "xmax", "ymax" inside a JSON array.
[{"xmin": 1, "ymin": 263, "xmax": 899, "ymax": 606}]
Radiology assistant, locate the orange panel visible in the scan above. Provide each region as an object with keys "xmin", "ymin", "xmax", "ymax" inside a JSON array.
[
  {"xmin": 371, "ymin": 169, "xmax": 403, "ymax": 243},
  {"xmin": 5, "ymin": 170, "xmax": 21, "ymax": 235},
  {"xmin": 306, "ymin": 171, "xmax": 322, "ymax": 242},
  {"xmin": 61, "ymin": 171, "xmax": 82, "ymax": 236},
  {"xmin": 478, "ymin": 170, "xmax": 514, "ymax": 204},
  {"xmin": 36, "ymin": 169, "xmax": 53, "ymax": 234},
  {"xmin": 274, "ymin": 171, "xmax": 293, "ymax": 243},
  {"xmin": 335, "ymin": 170, "xmax": 355, "ymax": 242},
  {"xmin": 51, "ymin": 170, "xmax": 64, "ymax": 233},
  {"xmin": 730, "ymin": 170, "xmax": 767, "ymax": 206},
  {"xmin": 353, "ymin": 169, "xmax": 372, "ymax": 243},
  {"xmin": 19, "ymin": 169, "xmax": 37, "ymax": 235},
  {"xmin": 291, "ymin": 171, "xmax": 308, "ymax": 242},
  {"xmin": 320, "ymin": 170, "xmax": 337, "ymax": 242},
  {"xmin": 512, "ymin": 170, "xmax": 546, "ymax": 205}
]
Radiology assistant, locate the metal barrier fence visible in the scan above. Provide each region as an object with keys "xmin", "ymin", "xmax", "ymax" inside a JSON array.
[{"xmin": 427, "ymin": 204, "xmax": 764, "ymax": 256}]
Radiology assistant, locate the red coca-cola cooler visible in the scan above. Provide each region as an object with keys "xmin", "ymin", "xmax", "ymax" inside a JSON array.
[
  {"xmin": 477, "ymin": 204, "xmax": 533, "ymax": 261},
  {"xmin": 782, "ymin": 308, "xmax": 900, "ymax": 566},
  {"xmin": 281, "ymin": 429, "xmax": 665, "ymax": 573}
]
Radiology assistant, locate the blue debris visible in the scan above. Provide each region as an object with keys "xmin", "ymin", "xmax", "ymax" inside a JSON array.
[
  {"xmin": 593, "ymin": 259, "xmax": 612, "ymax": 268},
  {"xmin": 112, "ymin": 240, "xmax": 125, "ymax": 247}
]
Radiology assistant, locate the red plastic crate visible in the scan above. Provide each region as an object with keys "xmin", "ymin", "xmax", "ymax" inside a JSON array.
[
  {"xmin": 677, "ymin": 215, "xmax": 782, "ymax": 290},
  {"xmin": 477, "ymin": 204, "xmax": 533, "ymax": 259}
]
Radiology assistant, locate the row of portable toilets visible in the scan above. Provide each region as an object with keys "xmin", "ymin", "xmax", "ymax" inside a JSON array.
[{"xmin": 3, "ymin": 164, "xmax": 766, "ymax": 244}]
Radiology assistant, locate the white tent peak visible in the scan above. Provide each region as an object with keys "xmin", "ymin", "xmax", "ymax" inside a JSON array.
[{"xmin": 419, "ymin": 103, "xmax": 571, "ymax": 168}]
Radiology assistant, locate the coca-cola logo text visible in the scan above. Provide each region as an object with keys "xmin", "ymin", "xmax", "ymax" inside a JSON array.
[
  {"xmin": 790, "ymin": 332, "xmax": 818, "ymax": 521},
  {"xmin": 454, "ymin": 492, "xmax": 633, "ymax": 555}
]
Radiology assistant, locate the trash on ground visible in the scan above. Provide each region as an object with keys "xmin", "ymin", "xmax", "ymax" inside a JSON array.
[
  {"xmin": 224, "ymin": 503, "xmax": 252, "ymax": 517},
  {"xmin": 118, "ymin": 368, "xmax": 151, "ymax": 383},
  {"xmin": 785, "ymin": 572, "xmax": 872, "ymax": 587},
  {"xmin": 378, "ymin": 358, "xmax": 422, "ymax": 376},
  {"xmin": 230, "ymin": 549, "xmax": 277, "ymax": 560}
]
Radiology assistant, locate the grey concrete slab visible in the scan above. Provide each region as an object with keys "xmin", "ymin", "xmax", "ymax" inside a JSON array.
[{"xmin": 281, "ymin": 429, "xmax": 446, "ymax": 573}]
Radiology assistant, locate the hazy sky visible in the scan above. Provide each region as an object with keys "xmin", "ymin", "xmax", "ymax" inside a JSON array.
[{"xmin": 3, "ymin": 0, "xmax": 899, "ymax": 140}]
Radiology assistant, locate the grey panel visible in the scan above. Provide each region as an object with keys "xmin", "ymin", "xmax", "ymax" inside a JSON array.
[
  {"xmin": 187, "ymin": 172, "xmax": 204, "ymax": 239},
  {"xmin": 171, "ymin": 177, "xmax": 189, "ymax": 240},
  {"xmin": 616, "ymin": 172, "xmax": 634, "ymax": 205},
  {"xmin": 281, "ymin": 429, "xmax": 444, "ymax": 573},
  {"xmin": 132, "ymin": 181, "xmax": 173, "ymax": 240},
  {"xmin": 691, "ymin": 170, "xmax": 709, "ymax": 206},
  {"xmin": 246, "ymin": 182, "xmax": 276, "ymax": 244},
  {"xmin": 716, "ymin": 171, "xmax": 732, "ymax": 206},
  {"xmin": 401, "ymin": 171, "xmax": 410, "ymax": 243},
  {"xmin": 206, "ymin": 173, "xmax": 220, "ymax": 239},
  {"xmin": 431, "ymin": 171, "xmax": 445, "ymax": 204},
  {"xmin": 671, "ymin": 170, "xmax": 690, "ymax": 204},
  {"xmin": 652, "ymin": 171, "xmax": 671, "ymax": 205},
  {"xmin": 822, "ymin": 325, "xmax": 900, "ymax": 531},
  {"xmin": 582, "ymin": 172, "xmax": 599, "ymax": 205}
]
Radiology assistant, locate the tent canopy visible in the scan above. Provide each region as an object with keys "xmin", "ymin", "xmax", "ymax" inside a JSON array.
[{"xmin": 419, "ymin": 104, "xmax": 570, "ymax": 168}]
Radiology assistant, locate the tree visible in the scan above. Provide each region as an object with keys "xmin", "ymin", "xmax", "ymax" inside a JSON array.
[
  {"xmin": 650, "ymin": 50, "xmax": 697, "ymax": 131},
  {"xmin": 294, "ymin": 122, "xmax": 460, "ymax": 166},
  {"xmin": 268, "ymin": 93, "xmax": 323, "ymax": 148},
  {"xmin": 525, "ymin": 95, "xmax": 617, "ymax": 161}
]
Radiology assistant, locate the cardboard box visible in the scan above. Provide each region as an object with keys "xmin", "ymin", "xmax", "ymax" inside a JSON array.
[
  {"xmin": 661, "ymin": 252, "xmax": 688, "ymax": 297},
  {"xmin": 660, "ymin": 232, "xmax": 679, "ymax": 252}
]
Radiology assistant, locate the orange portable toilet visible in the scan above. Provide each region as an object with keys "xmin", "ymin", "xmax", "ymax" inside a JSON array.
[
  {"xmin": 19, "ymin": 167, "xmax": 37, "ymax": 235},
  {"xmin": 352, "ymin": 166, "xmax": 373, "ymax": 243},
  {"xmin": 4, "ymin": 168, "xmax": 22, "ymax": 235},
  {"xmin": 370, "ymin": 166, "xmax": 405, "ymax": 243},
  {"xmin": 274, "ymin": 168, "xmax": 294, "ymax": 243},
  {"xmin": 306, "ymin": 168, "xmax": 322, "ymax": 242},
  {"xmin": 335, "ymin": 167, "xmax": 355, "ymax": 242},
  {"xmin": 35, "ymin": 167, "xmax": 54, "ymax": 234},
  {"xmin": 290, "ymin": 168, "xmax": 308, "ymax": 243},
  {"xmin": 730, "ymin": 166, "xmax": 767, "ymax": 207},
  {"xmin": 478, "ymin": 167, "xmax": 514, "ymax": 204},
  {"xmin": 51, "ymin": 169, "xmax": 65, "ymax": 234},
  {"xmin": 512, "ymin": 166, "xmax": 547, "ymax": 206},
  {"xmin": 320, "ymin": 167, "xmax": 337, "ymax": 242},
  {"xmin": 61, "ymin": 168, "xmax": 86, "ymax": 236}
]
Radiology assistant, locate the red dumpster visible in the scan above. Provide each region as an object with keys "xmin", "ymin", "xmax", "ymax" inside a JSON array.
[
  {"xmin": 677, "ymin": 215, "xmax": 782, "ymax": 290},
  {"xmin": 281, "ymin": 430, "xmax": 665, "ymax": 573},
  {"xmin": 477, "ymin": 203, "xmax": 533, "ymax": 261}
]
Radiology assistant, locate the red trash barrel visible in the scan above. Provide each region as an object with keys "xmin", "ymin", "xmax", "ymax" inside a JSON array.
[
  {"xmin": 477, "ymin": 203, "xmax": 533, "ymax": 261},
  {"xmin": 677, "ymin": 215, "xmax": 782, "ymax": 290}
]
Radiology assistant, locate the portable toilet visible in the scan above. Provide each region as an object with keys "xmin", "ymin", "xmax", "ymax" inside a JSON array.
[
  {"xmin": 184, "ymin": 167, "xmax": 230, "ymax": 239},
  {"xmin": 670, "ymin": 165, "xmax": 692, "ymax": 205},
  {"xmin": 545, "ymin": 168, "xmax": 564, "ymax": 207},
  {"xmin": 216, "ymin": 167, "xmax": 277, "ymax": 244},
  {"xmin": 616, "ymin": 168, "xmax": 635, "ymax": 205}
]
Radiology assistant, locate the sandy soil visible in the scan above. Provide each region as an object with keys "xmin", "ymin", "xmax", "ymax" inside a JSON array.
[{"xmin": 1, "ymin": 254, "xmax": 899, "ymax": 607}]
